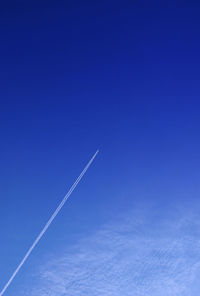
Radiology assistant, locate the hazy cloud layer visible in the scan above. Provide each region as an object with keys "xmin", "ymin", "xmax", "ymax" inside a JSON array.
[{"xmin": 26, "ymin": 200, "xmax": 200, "ymax": 296}]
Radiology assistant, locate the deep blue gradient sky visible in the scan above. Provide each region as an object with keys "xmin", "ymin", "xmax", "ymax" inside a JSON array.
[{"xmin": 1, "ymin": 1, "xmax": 200, "ymax": 295}]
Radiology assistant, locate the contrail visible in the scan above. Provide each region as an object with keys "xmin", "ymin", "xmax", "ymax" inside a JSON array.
[{"xmin": 0, "ymin": 150, "xmax": 99, "ymax": 296}]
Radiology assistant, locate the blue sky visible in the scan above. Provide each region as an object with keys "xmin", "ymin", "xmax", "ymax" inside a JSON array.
[{"xmin": 1, "ymin": 1, "xmax": 200, "ymax": 295}]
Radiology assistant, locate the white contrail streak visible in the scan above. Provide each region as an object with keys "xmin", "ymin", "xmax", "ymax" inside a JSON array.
[{"xmin": 0, "ymin": 150, "xmax": 99, "ymax": 296}]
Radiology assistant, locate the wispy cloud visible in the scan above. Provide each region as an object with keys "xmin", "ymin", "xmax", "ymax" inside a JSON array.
[{"xmin": 26, "ymin": 200, "xmax": 200, "ymax": 296}]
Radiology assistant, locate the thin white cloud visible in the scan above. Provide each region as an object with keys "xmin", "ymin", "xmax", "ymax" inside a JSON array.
[{"xmin": 25, "ymin": 200, "xmax": 200, "ymax": 296}]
